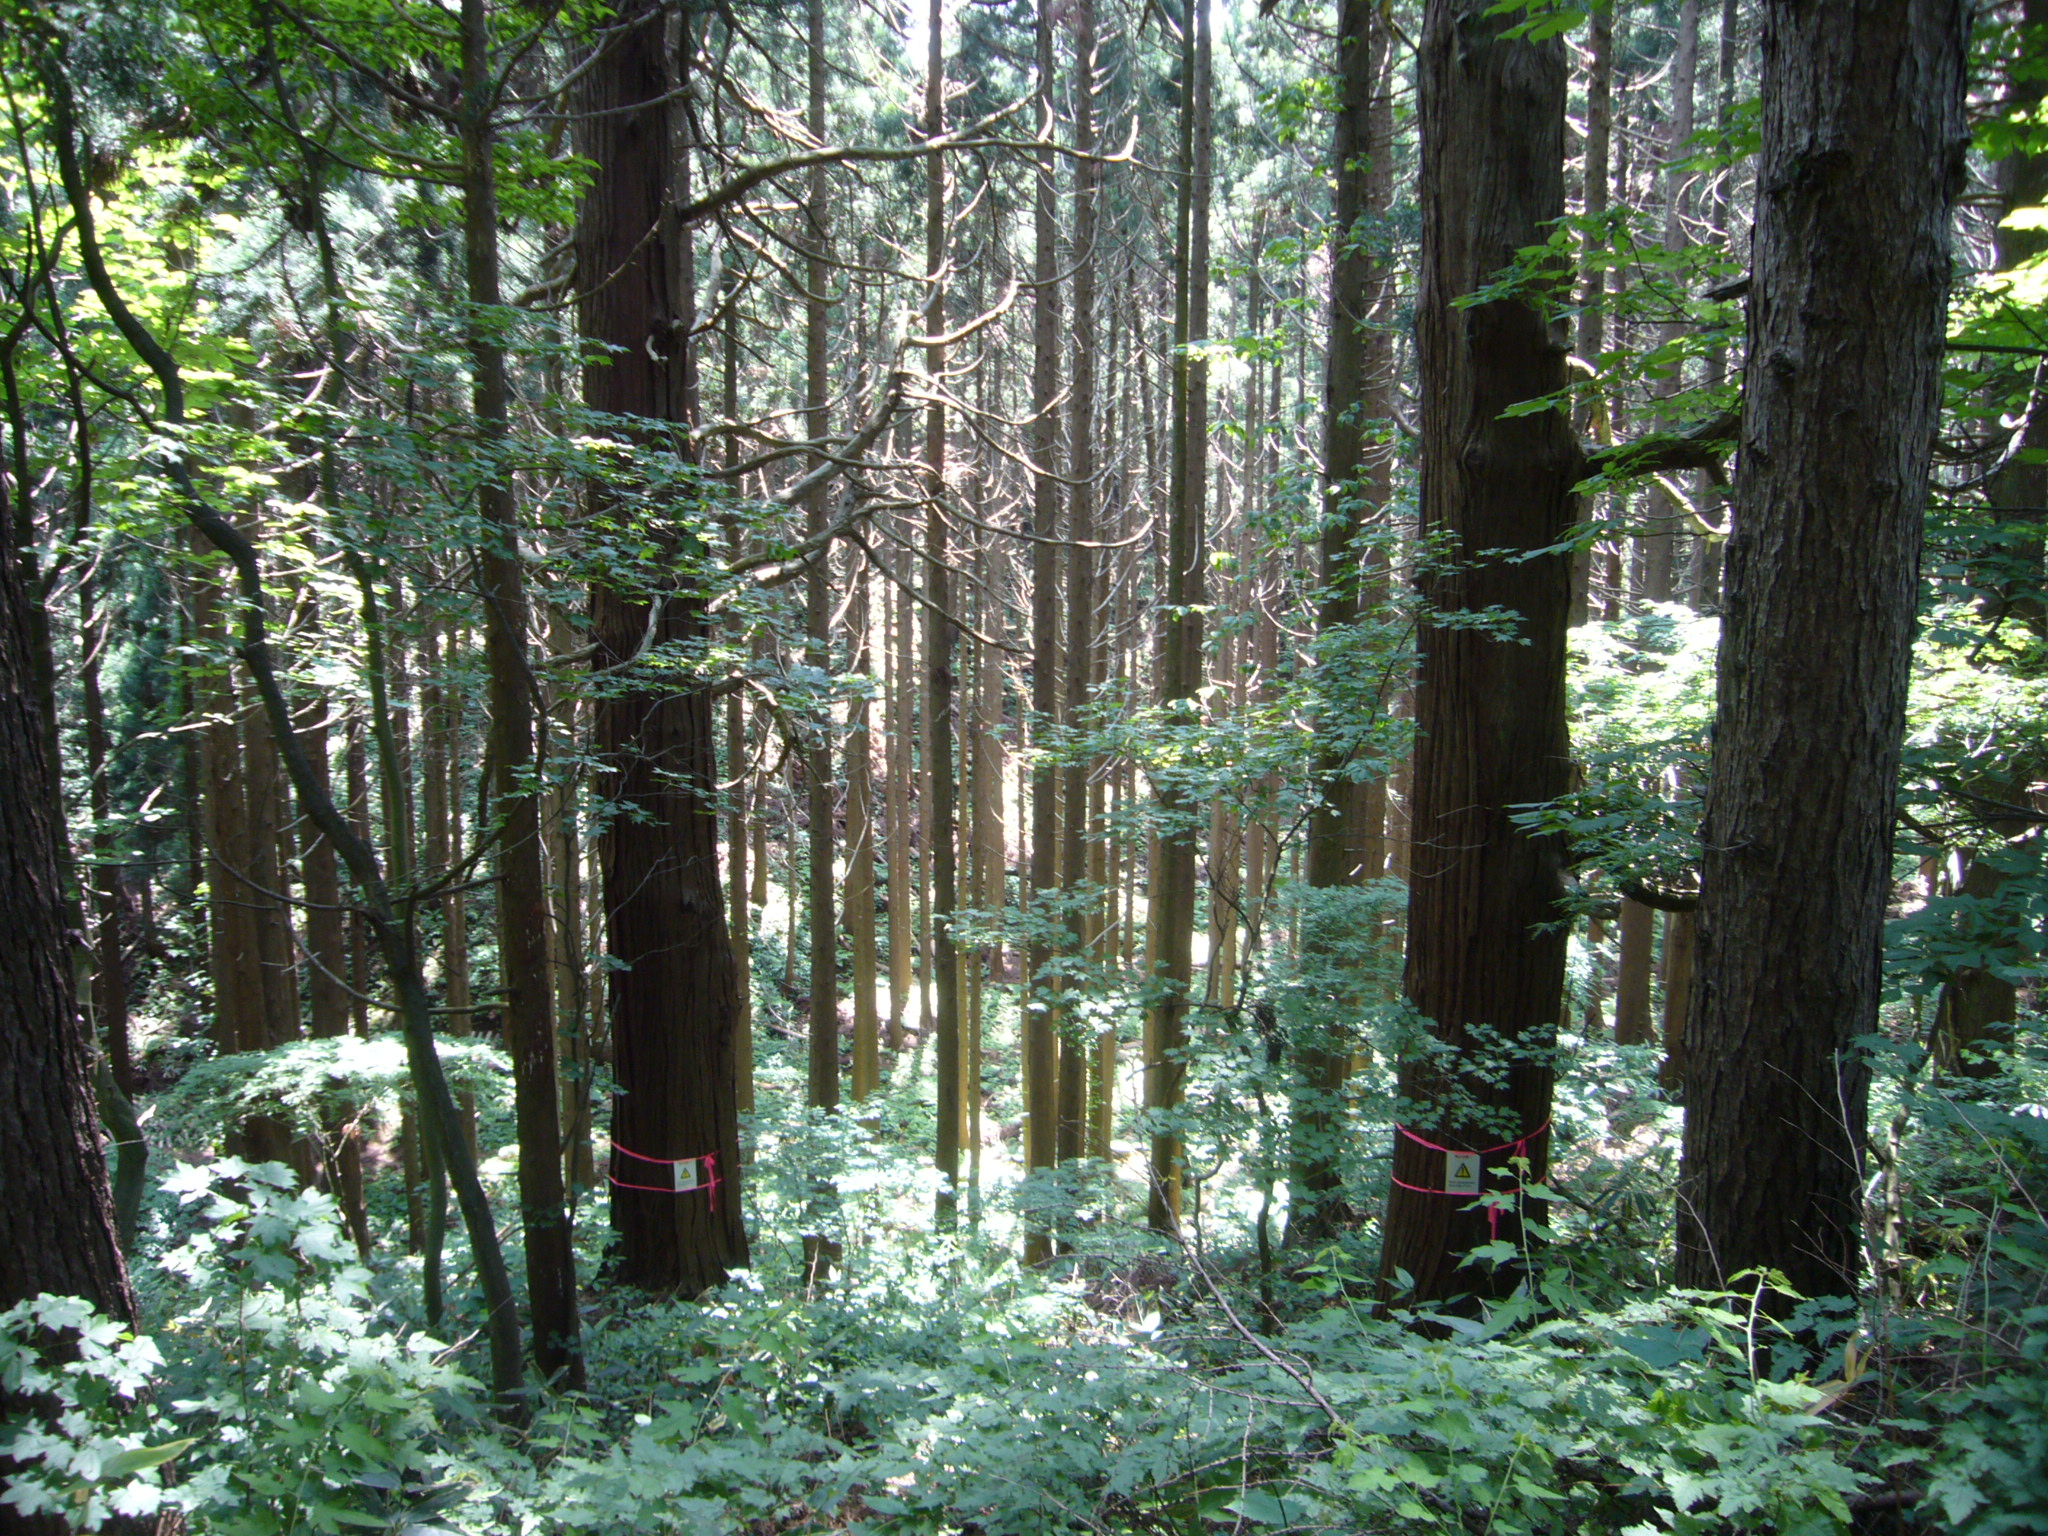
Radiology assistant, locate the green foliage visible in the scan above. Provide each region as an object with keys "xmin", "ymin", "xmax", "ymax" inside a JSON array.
[{"xmin": 2, "ymin": 1161, "xmax": 476, "ymax": 1534}]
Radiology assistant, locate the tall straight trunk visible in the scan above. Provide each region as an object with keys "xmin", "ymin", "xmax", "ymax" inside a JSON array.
[
  {"xmin": 923, "ymin": 0, "xmax": 962, "ymax": 1224},
  {"xmin": 1659, "ymin": 906, "xmax": 1694, "ymax": 1089},
  {"xmin": 243, "ymin": 580, "xmax": 300, "ymax": 1080},
  {"xmin": 1291, "ymin": 0, "xmax": 1389, "ymax": 1244},
  {"xmin": 298, "ymin": 692, "xmax": 369, "ymax": 1255},
  {"xmin": 543, "ymin": 619, "xmax": 593, "ymax": 1194},
  {"xmin": 460, "ymin": 0, "xmax": 580, "ymax": 1383},
  {"xmin": 1613, "ymin": 896, "xmax": 1654, "ymax": 1043},
  {"xmin": 78, "ymin": 607, "xmax": 134, "ymax": 1099},
  {"xmin": 726, "ymin": 683, "xmax": 755, "ymax": 1113},
  {"xmin": 299, "ymin": 696, "xmax": 351, "ymax": 1044},
  {"xmin": 1023, "ymin": 0, "xmax": 1062, "ymax": 1263},
  {"xmin": 0, "ymin": 495, "xmax": 134, "ymax": 1343},
  {"xmin": 884, "ymin": 571, "xmax": 915, "ymax": 1050},
  {"xmin": 581, "ymin": 0, "xmax": 748, "ymax": 1295},
  {"xmin": 1641, "ymin": 0, "xmax": 1700, "ymax": 604},
  {"xmin": 849, "ymin": 570, "xmax": 882, "ymax": 1100},
  {"xmin": 1146, "ymin": 0, "xmax": 1210, "ymax": 1234},
  {"xmin": 803, "ymin": 0, "xmax": 839, "ymax": 1125},
  {"xmin": 345, "ymin": 719, "xmax": 371, "ymax": 1034},
  {"xmin": 1676, "ymin": 0, "xmax": 1965, "ymax": 1301},
  {"xmin": 1572, "ymin": 0, "xmax": 1614, "ymax": 625},
  {"xmin": 1377, "ymin": 0, "xmax": 1575, "ymax": 1306}
]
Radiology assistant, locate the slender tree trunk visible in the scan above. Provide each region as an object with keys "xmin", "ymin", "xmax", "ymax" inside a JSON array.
[
  {"xmin": 1023, "ymin": 0, "xmax": 1062, "ymax": 1264},
  {"xmin": 885, "ymin": 573, "xmax": 915, "ymax": 1051},
  {"xmin": 1146, "ymin": 0, "xmax": 1210, "ymax": 1234},
  {"xmin": 1290, "ymin": 0, "xmax": 1390, "ymax": 1244},
  {"xmin": 461, "ymin": 0, "xmax": 580, "ymax": 1382},
  {"xmin": 1642, "ymin": 0, "xmax": 1700, "ymax": 605},
  {"xmin": 923, "ymin": 0, "xmax": 962, "ymax": 1225},
  {"xmin": 849, "ymin": 569, "xmax": 882, "ymax": 1100},
  {"xmin": 1377, "ymin": 0, "xmax": 1576, "ymax": 1307},
  {"xmin": 1676, "ymin": 0, "xmax": 1965, "ymax": 1299},
  {"xmin": 803, "ymin": 0, "xmax": 839, "ymax": 1135},
  {"xmin": 1572, "ymin": 0, "xmax": 1614, "ymax": 625}
]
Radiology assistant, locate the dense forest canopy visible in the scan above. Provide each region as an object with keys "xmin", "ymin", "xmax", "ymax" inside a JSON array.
[{"xmin": 0, "ymin": 0, "xmax": 2044, "ymax": 1531}]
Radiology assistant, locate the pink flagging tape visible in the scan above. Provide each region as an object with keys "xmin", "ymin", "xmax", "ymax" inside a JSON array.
[
  {"xmin": 1388, "ymin": 1119, "xmax": 1551, "ymax": 1241},
  {"xmin": 608, "ymin": 1144, "xmax": 722, "ymax": 1212}
]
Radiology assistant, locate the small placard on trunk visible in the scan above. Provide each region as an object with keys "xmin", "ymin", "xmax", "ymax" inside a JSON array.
[
  {"xmin": 1444, "ymin": 1152, "xmax": 1480, "ymax": 1196},
  {"xmin": 672, "ymin": 1157, "xmax": 702, "ymax": 1193}
]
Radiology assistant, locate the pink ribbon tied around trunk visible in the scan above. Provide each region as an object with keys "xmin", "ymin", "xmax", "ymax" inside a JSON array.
[{"xmin": 1389, "ymin": 1118, "xmax": 1551, "ymax": 1241}]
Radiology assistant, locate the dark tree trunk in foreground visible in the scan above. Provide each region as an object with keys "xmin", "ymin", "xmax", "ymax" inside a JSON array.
[
  {"xmin": 584, "ymin": 0, "xmax": 749, "ymax": 1295},
  {"xmin": 1378, "ymin": 0, "xmax": 1574, "ymax": 1307},
  {"xmin": 0, "ymin": 512, "xmax": 132, "ymax": 1332},
  {"xmin": 1676, "ymin": 0, "xmax": 1966, "ymax": 1301}
]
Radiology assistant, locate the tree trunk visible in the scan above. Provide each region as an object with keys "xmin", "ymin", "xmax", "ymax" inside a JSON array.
[
  {"xmin": 803, "ymin": 0, "xmax": 839, "ymax": 1128},
  {"xmin": 1572, "ymin": 0, "xmax": 1613, "ymax": 625},
  {"xmin": 580, "ymin": 0, "xmax": 749, "ymax": 1297},
  {"xmin": 1641, "ymin": 0, "xmax": 1700, "ymax": 606},
  {"xmin": 1377, "ymin": 0, "xmax": 1575, "ymax": 1307},
  {"xmin": 1675, "ymin": 0, "xmax": 1965, "ymax": 1301},
  {"xmin": 1023, "ymin": 0, "xmax": 1062, "ymax": 1265},
  {"xmin": 920, "ymin": 0, "xmax": 963, "ymax": 1227},
  {"xmin": 0, "ymin": 405, "xmax": 134, "ymax": 1342},
  {"xmin": 462, "ymin": 0, "xmax": 581, "ymax": 1382},
  {"xmin": 1613, "ymin": 896, "xmax": 1654, "ymax": 1044},
  {"xmin": 848, "ymin": 569, "xmax": 882, "ymax": 1101},
  {"xmin": 1290, "ymin": 0, "xmax": 1390, "ymax": 1245},
  {"xmin": 1145, "ymin": 0, "xmax": 1210, "ymax": 1237}
]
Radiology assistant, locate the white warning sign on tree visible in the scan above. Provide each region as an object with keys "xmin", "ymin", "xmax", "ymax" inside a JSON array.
[
  {"xmin": 671, "ymin": 1157, "xmax": 702, "ymax": 1193},
  {"xmin": 1444, "ymin": 1151, "xmax": 1480, "ymax": 1196}
]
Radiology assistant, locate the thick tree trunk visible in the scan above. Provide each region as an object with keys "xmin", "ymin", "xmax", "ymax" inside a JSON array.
[
  {"xmin": 0, "ymin": 428, "xmax": 133, "ymax": 1340},
  {"xmin": 1377, "ymin": 0, "xmax": 1575, "ymax": 1307},
  {"xmin": 581, "ymin": 0, "xmax": 749, "ymax": 1296},
  {"xmin": 1675, "ymin": 0, "xmax": 1965, "ymax": 1300}
]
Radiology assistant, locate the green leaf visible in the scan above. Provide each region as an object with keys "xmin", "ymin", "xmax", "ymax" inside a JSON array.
[{"xmin": 100, "ymin": 1438, "xmax": 199, "ymax": 1479}]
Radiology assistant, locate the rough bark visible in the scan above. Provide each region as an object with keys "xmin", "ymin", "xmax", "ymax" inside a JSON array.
[
  {"xmin": 581, "ymin": 0, "xmax": 749, "ymax": 1296},
  {"xmin": 1378, "ymin": 0, "xmax": 1575, "ymax": 1307},
  {"xmin": 1675, "ymin": 0, "xmax": 1966, "ymax": 1300},
  {"xmin": 0, "ymin": 397, "xmax": 133, "ymax": 1339}
]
